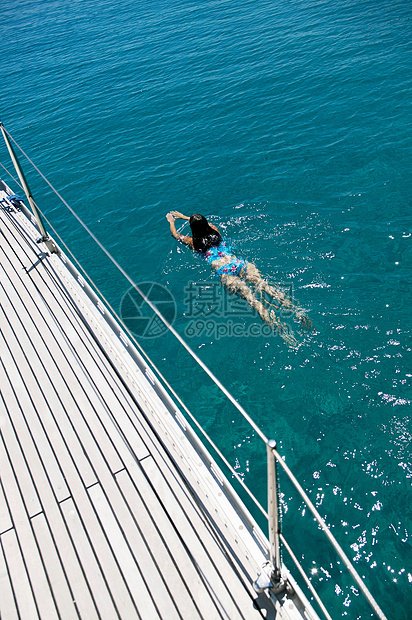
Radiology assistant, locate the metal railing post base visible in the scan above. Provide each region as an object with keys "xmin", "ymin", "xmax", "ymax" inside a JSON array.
[
  {"xmin": 253, "ymin": 561, "xmax": 286, "ymax": 594},
  {"xmin": 38, "ymin": 235, "xmax": 60, "ymax": 255}
]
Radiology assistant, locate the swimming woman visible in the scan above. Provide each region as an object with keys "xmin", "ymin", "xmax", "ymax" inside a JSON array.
[{"xmin": 166, "ymin": 211, "xmax": 311, "ymax": 345}]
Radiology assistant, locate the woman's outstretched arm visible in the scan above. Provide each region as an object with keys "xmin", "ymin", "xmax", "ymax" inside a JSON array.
[
  {"xmin": 170, "ymin": 211, "xmax": 190, "ymax": 220},
  {"xmin": 166, "ymin": 212, "xmax": 193, "ymax": 247}
]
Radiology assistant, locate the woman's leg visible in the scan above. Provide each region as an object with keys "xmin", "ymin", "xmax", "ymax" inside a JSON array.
[
  {"xmin": 220, "ymin": 273, "xmax": 298, "ymax": 346},
  {"xmin": 244, "ymin": 263, "xmax": 312, "ymax": 330}
]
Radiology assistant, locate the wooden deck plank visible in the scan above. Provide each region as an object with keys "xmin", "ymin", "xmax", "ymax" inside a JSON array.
[
  {"xmin": 1, "ymin": 529, "xmax": 38, "ymax": 620},
  {"xmin": 31, "ymin": 513, "xmax": 80, "ymax": 620},
  {"xmin": 60, "ymin": 497, "xmax": 129, "ymax": 620},
  {"xmin": 33, "ymin": 495, "xmax": 100, "ymax": 620},
  {"xmin": 0, "ymin": 435, "xmax": 60, "ymax": 619},
  {"xmin": 84, "ymin": 484, "xmax": 161, "ymax": 618},
  {"xmin": 0, "ymin": 475, "xmax": 13, "ymax": 536},
  {"xmin": 116, "ymin": 467, "xmax": 203, "ymax": 619},
  {"xmin": 89, "ymin": 474, "xmax": 183, "ymax": 620},
  {"xmin": 123, "ymin": 398, "xmax": 264, "ymax": 596},
  {"xmin": 0, "ymin": 383, "xmax": 43, "ymax": 519},
  {"xmin": 56, "ymin": 466, "xmax": 140, "ymax": 618},
  {"xmin": 0, "ymin": 538, "xmax": 19, "ymax": 620},
  {"xmin": 0, "ymin": 341, "xmax": 70, "ymax": 505}
]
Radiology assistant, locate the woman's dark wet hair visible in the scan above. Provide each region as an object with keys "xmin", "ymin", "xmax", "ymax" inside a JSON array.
[{"xmin": 189, "ymin": 213, "xmax": 222, "ymax": 253}]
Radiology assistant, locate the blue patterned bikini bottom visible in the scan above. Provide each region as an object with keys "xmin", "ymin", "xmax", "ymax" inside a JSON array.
[{"xmin": 204, "ymin": 242, "xmax": 246, "ymax": 277}]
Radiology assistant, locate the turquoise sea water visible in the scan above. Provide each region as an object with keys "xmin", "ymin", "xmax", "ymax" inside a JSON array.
[{"xmin": 1, "ymin": 0, "xmax": 411, "ymax": 617}]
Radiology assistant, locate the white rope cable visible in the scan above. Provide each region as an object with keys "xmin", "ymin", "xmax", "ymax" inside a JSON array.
[{"xmin": 0, "ymin": 161, "xmax": 22, "ymax": 188}]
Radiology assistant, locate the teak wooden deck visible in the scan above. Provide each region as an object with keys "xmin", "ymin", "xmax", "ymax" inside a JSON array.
[{"xmin": 0, "ymin": 185, "xmax": 315, "ymax": 620}]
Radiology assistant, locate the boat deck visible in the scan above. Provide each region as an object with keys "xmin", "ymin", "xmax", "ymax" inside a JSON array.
[{"xmin": 0, "ymin": 186, "xmax": 316, "ymax": 619}]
